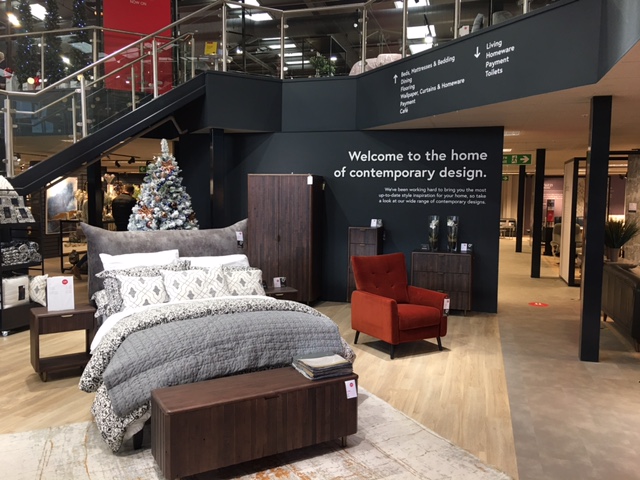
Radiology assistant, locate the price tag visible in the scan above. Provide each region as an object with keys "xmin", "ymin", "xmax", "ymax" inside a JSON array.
[{"xmin": 345, "ymin": 379, "xmax": 358, "ymax": 399}]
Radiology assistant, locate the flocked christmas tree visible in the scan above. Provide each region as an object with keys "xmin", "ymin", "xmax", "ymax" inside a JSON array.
[
  {"xmin": 15, "ymin": 0, "xmax": 39, "ymax": 85},
  {"xmin": 128, "ymin": 139, "xmax": 199, "ymax": 231},
  {"xmin": 44, "ymin": 0, "xmax": 66, "ymax": 84}
]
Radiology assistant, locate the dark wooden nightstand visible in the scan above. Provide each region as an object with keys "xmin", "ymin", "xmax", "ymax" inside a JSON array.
[
  {"xmin": 264, "ymin": 286, "xmax": 298, "ymax": 301},
  {"xmin": 30, "ymin": 304, "xmax": 97, "ymax": 382}
]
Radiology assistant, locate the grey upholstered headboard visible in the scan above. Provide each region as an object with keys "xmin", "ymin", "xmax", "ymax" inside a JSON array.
[{"xmin": 80, "ymin": 219, "xmax": 248, "ymax": 298}]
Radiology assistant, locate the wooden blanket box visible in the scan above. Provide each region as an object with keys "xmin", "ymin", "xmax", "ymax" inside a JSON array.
[{"xmin": 151, "ymin": 367, "xmax": 358, "ymax": 479}]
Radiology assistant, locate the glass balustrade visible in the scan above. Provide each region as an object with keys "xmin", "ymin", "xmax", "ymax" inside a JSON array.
[{"xmin": 0, "ymin": 0, "xmax": 562, "ymax": 179}]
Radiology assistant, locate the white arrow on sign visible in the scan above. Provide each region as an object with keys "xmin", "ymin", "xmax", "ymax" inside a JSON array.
[
  {"xmin": 393, "ymin": 74, "xmax": 398, "ymax": 84},
  {"xmin": 474, "ymin": 46, "xmax": 481, "ymax": 58}
]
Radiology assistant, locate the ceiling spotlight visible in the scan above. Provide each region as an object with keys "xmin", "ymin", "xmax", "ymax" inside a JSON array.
[
  {"xmin": 115, "ymin": 160, "xmax": 121, "ymax": 168},
  {"xmin": 128, "ymin": 156, "xmax": 136, "ymax": 164}
]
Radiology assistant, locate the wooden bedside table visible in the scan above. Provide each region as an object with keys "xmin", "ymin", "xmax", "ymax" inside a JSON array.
[
  {"xmin": 30, "ymin": 304, "xmax": 96, "ymax": 382},
  {"xmin": 264, "ymin": 286, "xmax": 298, "ymax": 301}
]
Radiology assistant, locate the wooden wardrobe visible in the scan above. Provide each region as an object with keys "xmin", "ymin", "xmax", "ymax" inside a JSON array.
[{"xmin": 247, "ymin": 174, "xmax": 324, "ymax": 304}]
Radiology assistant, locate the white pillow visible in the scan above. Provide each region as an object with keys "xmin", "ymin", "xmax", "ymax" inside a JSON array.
[
  {"xmin": 100, "ymin": 249, "xmax": 179, "ymax": 271},
  {"xmin": 180, "ymin": 254, "xmax": 250, "ymax": 269},
  {"xmin": 116, "ymin": 275, "xmax": 168, "ymax": 309},
  {"xmin": 2, "ymin": 275, "xmax": 31, "ymax": 308},
  {"xmin": 29, "ymin": 274, "xmax": 48, "ymax": 306},
  {"xmin": 162, "ymin": 268, "xmax": 228, "ymax": 302},
  {"xmin": 222, "ymin": 266, "xmax": 265, "ymax": 296}
]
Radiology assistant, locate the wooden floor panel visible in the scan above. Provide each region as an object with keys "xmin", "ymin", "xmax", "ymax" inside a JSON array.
[{"xmin": 0, "ymin": 255, "xmax": 518, "ymax": 479}]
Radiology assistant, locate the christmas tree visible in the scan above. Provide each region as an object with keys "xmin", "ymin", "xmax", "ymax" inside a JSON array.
[
  {"xmin": 15, "ymin": 0, "xmax": 39, "ymax": 85},
  {"xmin": 70, "ymin": 0, "xmax": 91, "ymax": 73},
  {"xmin": 128, "ymin": 139, "xmax": 199, "ymax": 231},
  {"xmin": 44, "ymin": 0, "xmax": 66, "ymax": 83}
]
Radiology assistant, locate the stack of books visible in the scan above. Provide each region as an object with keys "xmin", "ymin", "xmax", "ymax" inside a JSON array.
[{"xmin": 292, "ymin": 352, "xmax": 353, "ymax": 380}]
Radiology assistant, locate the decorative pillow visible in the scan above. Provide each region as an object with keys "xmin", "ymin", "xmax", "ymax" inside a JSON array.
[
  {"xmin": 96, "ymin": 261, "xmax": 190, "ymax": 317},
  {"xmin": 29, "ymin": 274, "xmax": 48, "ymax": 306},
  {"xmin": 91, "ymin": 289, "xmax": 109, "ymax": 319},
  {"xmin": 162, "ymin": 268, "xmax": 228, "ymax": 302},
  {"xmin": 80, "ymin": 219, "xmax": 247, "ymax": 298},
  {"xmin": 180, "ymin": 254, "xmax": 250, "ymax": 269},
  {"xmin": 222, "ymin": 266, "xmax": 265, "ymax": 296},
  {"xmin": 99, "ymin": 249, "xmax": 179, "ymax": 271},
  {"xmin": 116, "ymin": 275, "xmax": 168, "ymax": 309},
  {"xmin": 2, "ymin": 275, "xmax": 30, "ymax": 308}
]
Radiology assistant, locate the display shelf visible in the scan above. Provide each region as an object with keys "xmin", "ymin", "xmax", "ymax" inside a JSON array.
[{"xmin": 0, "ymin": 220, "xmax": 44, "ymax": 335}]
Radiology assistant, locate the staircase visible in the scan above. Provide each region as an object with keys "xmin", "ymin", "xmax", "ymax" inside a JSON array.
[{"xmin": 10, "ymin": 75, "xmax": 206, "ymax": 197}]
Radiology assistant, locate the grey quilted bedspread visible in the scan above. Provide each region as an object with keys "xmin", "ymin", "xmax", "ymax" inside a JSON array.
[
  {"xmin": 79, "ymin": 297, "xmax": 355, "ymax": 451},
  {"xmin": 103, "ymin": 309, "xmax": 348, "ymax": 416}
]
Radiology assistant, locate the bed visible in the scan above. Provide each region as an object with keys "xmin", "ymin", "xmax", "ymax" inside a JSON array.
[{"xmin": 78, "ymin": 220, "xmax": 355, "ymax": 453}]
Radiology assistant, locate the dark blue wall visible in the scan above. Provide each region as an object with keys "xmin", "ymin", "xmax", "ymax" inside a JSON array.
[{"xmin": 224, "ymin": 127, "xmax": 503, "ymax": 313}]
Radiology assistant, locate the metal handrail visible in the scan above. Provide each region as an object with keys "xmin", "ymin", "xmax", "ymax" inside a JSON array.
[{"xmin": 3, "ymin": 0, "xmax": 387, "ymax": 176}]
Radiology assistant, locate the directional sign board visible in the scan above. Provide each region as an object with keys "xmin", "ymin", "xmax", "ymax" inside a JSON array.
[
  {"xmin": 356, "ymin": 1, "xmax": 600, "ymax": 129},
  {"xmin": 502, "ymin": 154, "xmax": 532, "ymax": 165}
]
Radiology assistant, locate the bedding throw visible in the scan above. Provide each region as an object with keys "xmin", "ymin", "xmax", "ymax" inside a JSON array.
[
  {"xmin": 104, "ymin": 310, "xmax": 347, "ymax": 416},
  {"xmin": 79, "ymin": 297, "xmax": 355, "ymax": 452}
]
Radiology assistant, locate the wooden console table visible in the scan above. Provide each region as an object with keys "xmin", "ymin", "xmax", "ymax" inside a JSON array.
[{"xmin": 151, "ymin": 367, "xmax": 358, "ymax": 479}]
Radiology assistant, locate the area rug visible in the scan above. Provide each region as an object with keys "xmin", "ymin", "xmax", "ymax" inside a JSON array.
[{"xmin": 1, "ymin": 388, "xmax": 511, "ymax": 480}]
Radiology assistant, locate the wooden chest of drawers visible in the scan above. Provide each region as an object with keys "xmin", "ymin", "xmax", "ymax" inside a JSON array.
[
  {"xmin": 347, "ymin": 227, "xmax": 383, "ymax": 301},
  {"xmin": 151, "ymin": 367, "xmax": 358, "ymax": 479},
  {"xmin": 411, "ymin": 251, "xmax": 473, "ymax": 313}
]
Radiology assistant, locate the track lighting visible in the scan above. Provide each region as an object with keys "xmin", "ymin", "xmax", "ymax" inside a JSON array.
[
  {"xmin": 115, "ymin": 160, "xmax": 121, "ymax": 168},
  {"xmin": 128, "ymin": 156, "xmax": 136, "ymax": 164}
]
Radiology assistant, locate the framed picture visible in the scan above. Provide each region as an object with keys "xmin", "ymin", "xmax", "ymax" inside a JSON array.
[{"xmin": 46, "ymin": 178, "xmax": 78, "ymax": 234}]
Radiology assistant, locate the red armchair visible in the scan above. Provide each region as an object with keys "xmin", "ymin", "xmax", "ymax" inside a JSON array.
[{"xmin": 351, "ymin": 252, "xmax": 448, "ymax": 359}]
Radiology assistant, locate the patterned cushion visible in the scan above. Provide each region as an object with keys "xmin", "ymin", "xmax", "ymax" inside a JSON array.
[
  {"xmin": 222, "ymin": 266, "xmax": 265, "ymax": 296},
  {"xmin": 91, "ymin": 289, "xmax": 109, "ymax": 319},
  {"xmin": 116, "ymin": 275, "xmax": 168, "ymax": 309},
  {"xmin": 29, "ymin": 274, "xmax": 48, "ymax": 306},
  {"xmin": 96, "ymin": 261, "xmax": 190, "ymax": 317},
  {"xmin": 162, "ymin": 268, "xmax": 229, "ymax": 302}
]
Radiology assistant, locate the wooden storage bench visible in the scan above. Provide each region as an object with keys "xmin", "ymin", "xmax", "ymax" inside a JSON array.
[{"xmin": 151, "ymin": 366, "xmax": 358, "ymax": 479}]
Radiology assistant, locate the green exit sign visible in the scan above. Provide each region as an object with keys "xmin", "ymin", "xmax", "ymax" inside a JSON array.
[
  {"xmin": 502, "ymin": 154, "xmax": 532, "ymax": 165},
  {"xmin": 502, "ymin": 175, "xmax": 509, "ymax": 181},
  {"xmin": 139, "ymin": 165, "xmax": 148, "ymax": 173}
]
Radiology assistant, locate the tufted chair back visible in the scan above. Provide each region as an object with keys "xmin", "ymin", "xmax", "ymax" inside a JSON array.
[{"xmin": 351, "ymin": 252, "xmax": 410, "ymax": 303}]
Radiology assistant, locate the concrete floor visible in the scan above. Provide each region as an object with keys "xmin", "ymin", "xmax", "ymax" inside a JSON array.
[{"xmin": 497, "ymin": 238, "xmax": 640, "ymax": 480}]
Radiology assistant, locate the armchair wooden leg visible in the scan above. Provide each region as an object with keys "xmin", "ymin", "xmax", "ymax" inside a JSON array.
[
  {"xmin": 354, "ymin": 331, "xmax": 360, "ymax": 344},
  {"xmin": 437, "ymin": 337, "xmax": 443, "ymax": 351},
  {"xmin": 390, "ymin": 344, "xmax": 395, "ymax": 360}
]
